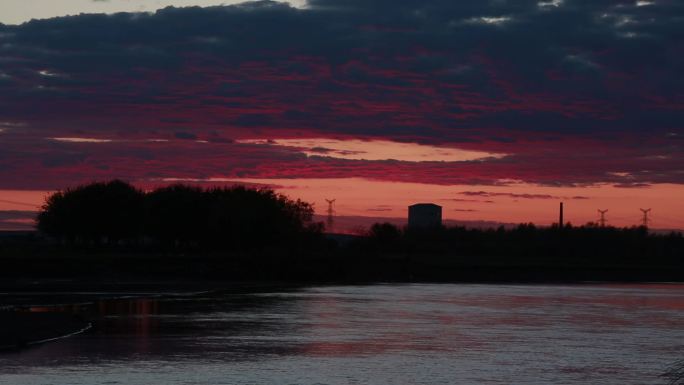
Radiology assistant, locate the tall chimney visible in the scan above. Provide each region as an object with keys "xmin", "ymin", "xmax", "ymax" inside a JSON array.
[{"xmin": 559, "ymin": 202, "xmax": 564, "ymax": 228}]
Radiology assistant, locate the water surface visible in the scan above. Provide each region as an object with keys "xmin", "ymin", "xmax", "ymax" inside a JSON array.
[{"xmin": 1, "ymin": 284, "xmax": 683, "ymax": 384}]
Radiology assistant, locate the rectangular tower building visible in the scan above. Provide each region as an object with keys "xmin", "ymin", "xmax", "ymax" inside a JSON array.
[{"xmin": 408, "ymin": 203, "xmax": 442, "ymax": 228}]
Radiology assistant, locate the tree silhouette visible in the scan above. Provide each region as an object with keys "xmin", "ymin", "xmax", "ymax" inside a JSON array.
[
  {"xmin": 144, "ymin": 184, "xmax": 207, "ymax": 248},
  {"xmin": 368, "ymin": 223, "xmax": 402, "ymax": 243},
  {"xmin": 203, "ymin": 186, "xmax": 315, "ymax": 250},
  {"xmin": 37, "ymin": 180, "xmax": 144, "ymax": 244},
  {"xmin": 356, "ymin": 220, "xmax": 683, "ymax": 261},
  {"xmin": 37, "ymin": 181, "xmax": 320, "ymax": 251}
]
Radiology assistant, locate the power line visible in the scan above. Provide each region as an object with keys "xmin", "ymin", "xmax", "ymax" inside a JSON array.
[
  {"xmin": 0, "ymin": 199, "xmax": 40, "ymax": 208},
  {"xmin": 648, "ymin": 213, "xmax": 684, "ymax": 229},
  {"xmin": 651, "ymin": 212, "xmax": 683, "ymax": 221}
]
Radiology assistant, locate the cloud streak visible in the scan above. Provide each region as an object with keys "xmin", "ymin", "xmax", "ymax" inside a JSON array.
[
  {"xmin": 0, "ymin": 210, "xmax": 36, "ymax": 230},
  {"xmin": 458, "ymin": 191, "xmax": 590, "ymax": 200}
]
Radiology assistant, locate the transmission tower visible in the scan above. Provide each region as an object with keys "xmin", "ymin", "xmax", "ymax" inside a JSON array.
[
  {"xmin": 598, "ymin": 209, "xmax": 608, "ymax": 227},
  {"xmin": 325, "ymin": 199, "xmax": 336, "ymax": 232},
  {"xmin": 640, "ymin": 208, "xmax": 651, "ymax": 228}
]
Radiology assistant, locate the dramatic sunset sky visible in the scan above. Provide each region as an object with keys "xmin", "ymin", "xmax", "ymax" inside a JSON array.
[{"xmin": 1, "ymin": 0, "xmax": 683, "ymax": 231}]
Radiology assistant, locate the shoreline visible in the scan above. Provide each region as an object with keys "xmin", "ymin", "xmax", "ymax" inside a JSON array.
[
  {"xmin": 0, "ymin": 311, "xmax": 92, "ymax": 352},
  {"xmin": 1, "ymin": 254, "xmax": 683, "ymax": 286}
]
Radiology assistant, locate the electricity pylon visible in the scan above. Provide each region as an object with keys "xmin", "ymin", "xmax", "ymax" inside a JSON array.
[
  {"xmin": 598, "ymin": 209, "xmax": 608, "ymax": 227},
  {"xmin": 325, "ymin": 199, "xmax": 336, "ymax": 232},
  {"xmin": 640, "ymin": 208, "xmax": 651, "ymax": 228}
]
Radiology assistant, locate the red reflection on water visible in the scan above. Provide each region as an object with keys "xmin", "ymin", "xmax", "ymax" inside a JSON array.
[
  {"xmin": 298, "ymin": 295, "xmax": 483, "ymax": 357},
  {"xmin": 96, "ymin": 298, "xmax": 161, "ymax": 339},
  {"xmin": 28, "ymin": 298, "xmax": 162, "ymax": 348}
]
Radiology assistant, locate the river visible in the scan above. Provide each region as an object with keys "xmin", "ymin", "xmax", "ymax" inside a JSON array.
[{"xmin": 1, "ymin": 283, "xmax": 683, "ymax": 384}]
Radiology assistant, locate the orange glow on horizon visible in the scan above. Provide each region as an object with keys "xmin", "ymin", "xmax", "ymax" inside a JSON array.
[
  {"xmin": 1, "ymin": 180, "xmax": 683, "ymax": 231},
  {"xmin": 231, "ymin": 178, "xmax": 684, "ymax": 230},
  {"xmin": 0, "ymin": 190, "xmax": 49, "ymax": 211}
]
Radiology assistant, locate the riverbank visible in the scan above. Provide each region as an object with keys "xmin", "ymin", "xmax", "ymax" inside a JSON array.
[
  {"xmin": 0, "ymin": 251, "xmax": 683, "ymax": 284},
  {"xmin": 0, "ymin": 311, "xmax": 91, "ymax": 351},
  {"xmin": 2, "ymin": 222, "xmax": 682, "ymax": 285}
]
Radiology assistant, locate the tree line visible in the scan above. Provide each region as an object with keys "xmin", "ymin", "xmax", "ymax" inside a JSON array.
[
  {"xmin": 36, "ymin": 180, "xmax": 322, "ymax": 250},
  {"xmin": 359, "ymin": 222, "xmax": 684, "ymax": 261},
  {"xmin": 33, "ymin": 180, "xmax": 684, "ymax": 263}
]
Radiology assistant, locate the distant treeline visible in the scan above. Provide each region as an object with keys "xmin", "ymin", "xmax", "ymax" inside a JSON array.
[
  {"xmin": 36, "ymin": 180, "xmax": 323, "ymax": 250},
  {"xmin": 0, "ymin": 180, "xmax": 680, "ymax": 282},
  {"xmin": 27, "ymin": 180, "xmax": 684, "ymax": 267},
  {"xmin": 357, "ymin": 222, "xmax": 684, "ymax": 260}
]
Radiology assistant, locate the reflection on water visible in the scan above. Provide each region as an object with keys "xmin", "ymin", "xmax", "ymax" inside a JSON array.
[{"xmin": 1, "ymin": 284, "xmax": 683, "ymax": 385}]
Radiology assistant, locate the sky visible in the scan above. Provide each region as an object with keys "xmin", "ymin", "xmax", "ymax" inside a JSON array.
[{"xmin": 0, "ymin": 0, "xmax": 683, "ymax": 231}]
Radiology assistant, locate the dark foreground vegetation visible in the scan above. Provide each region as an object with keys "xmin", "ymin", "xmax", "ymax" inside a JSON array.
[
  {"xmin": 36, "ymin": 180, "xmax": 322, "ymax": 250},
  {"xmin": 362, "ymin": 221, "xmax": 683, "ymax": 261},
  {"xmin": 1, "ymin": 180, "xmax": 683, "ymax": 284}
]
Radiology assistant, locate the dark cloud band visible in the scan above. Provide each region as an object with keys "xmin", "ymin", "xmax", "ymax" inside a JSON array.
[{"xmin": 0, "ymin": 0, "xmax": 682, "ymax": 188}]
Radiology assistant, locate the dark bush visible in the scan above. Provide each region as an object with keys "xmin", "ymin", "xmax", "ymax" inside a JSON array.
[
  {"xmin": 37, "ymin": 181, "xmax": 321, "ymax": 250},
  {"xmin": 37, "ymin": 180, "xmax": 144, "ymax": 244}
]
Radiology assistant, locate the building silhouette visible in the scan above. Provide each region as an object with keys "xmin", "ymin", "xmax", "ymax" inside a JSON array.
[{"xmin": 408, "ymin": 203, "xmax": 442, "ymax": 228}]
